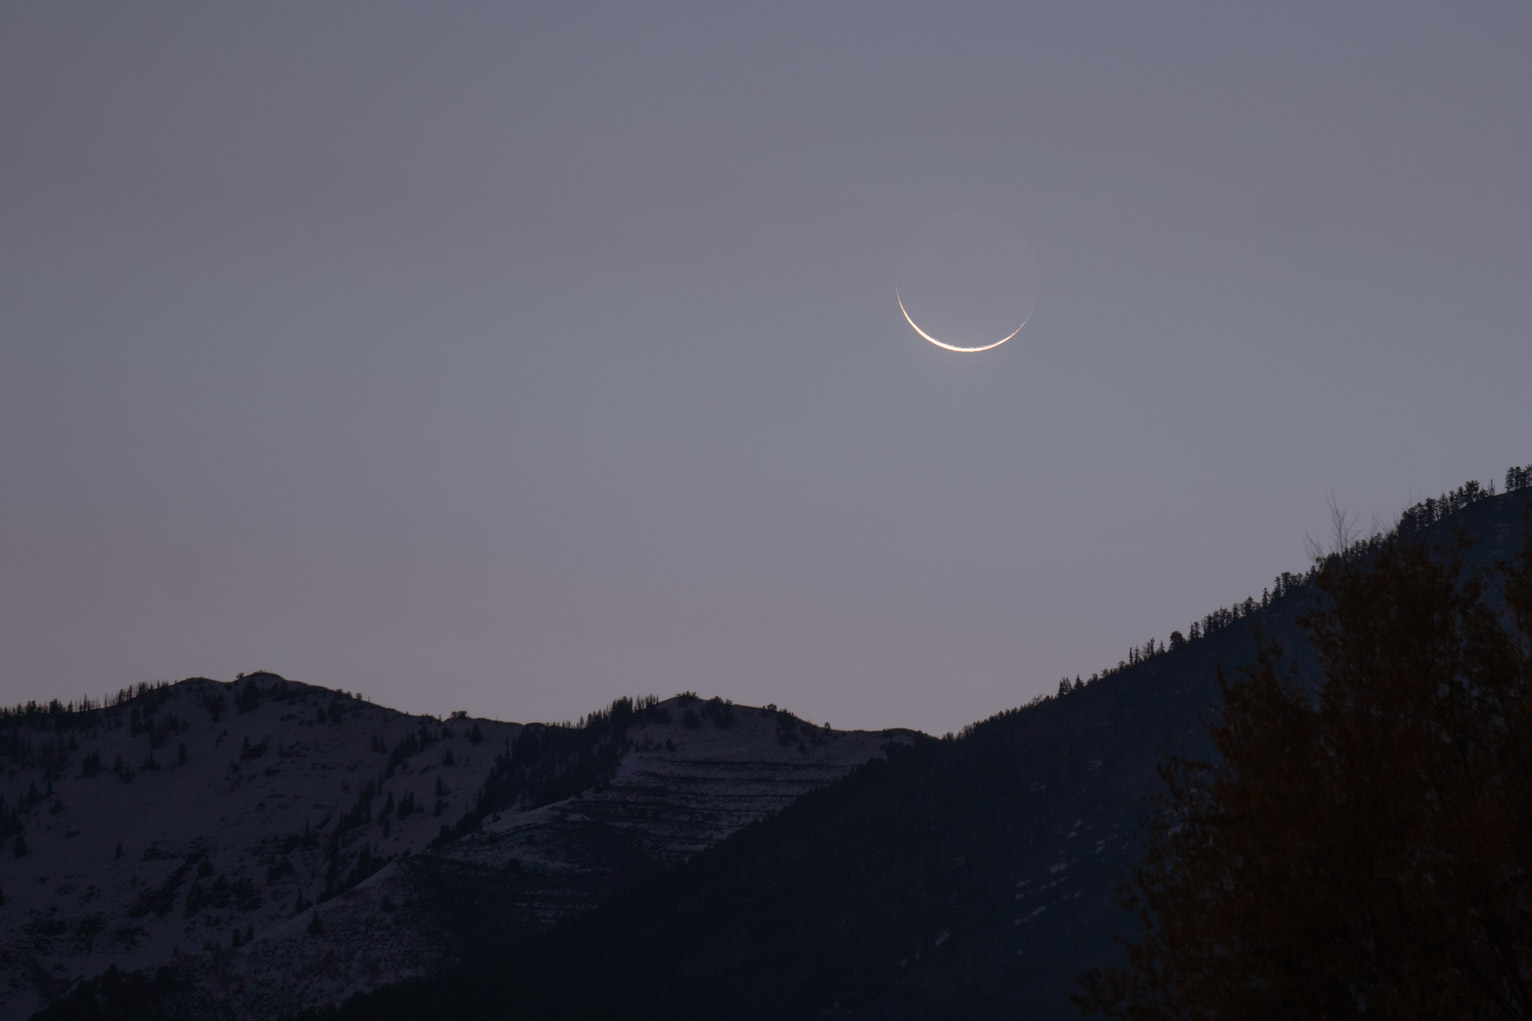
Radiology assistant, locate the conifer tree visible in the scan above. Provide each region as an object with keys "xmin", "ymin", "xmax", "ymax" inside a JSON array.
[{"xmin": 1078, "ymin": 531, "xmax": 1532, "ymax": 1020}]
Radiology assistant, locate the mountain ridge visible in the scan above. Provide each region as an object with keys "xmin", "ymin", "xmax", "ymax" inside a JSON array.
[
  {"xmin": 2, "ymin": 679, "xmax": 918, "ymax": 1019},
  {"xmin": 283, "ymin": 475, "xmax": 1532, "ymax": 1021},
  {"xmin": 15, "ymin": 466, "xmax": 1532, "ymax": 1019}
]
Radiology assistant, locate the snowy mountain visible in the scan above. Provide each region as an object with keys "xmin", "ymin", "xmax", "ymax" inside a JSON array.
[{"xmin": 0, "ymin": 676, "xmax": 919, "ymax": 1019}]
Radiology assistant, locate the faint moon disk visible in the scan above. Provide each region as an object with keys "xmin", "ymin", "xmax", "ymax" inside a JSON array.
[{"xmin": 895, "ymin": 210, "xmax": 1039, "ymax": 354}]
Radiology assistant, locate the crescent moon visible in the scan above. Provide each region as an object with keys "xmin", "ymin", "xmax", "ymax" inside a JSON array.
[{"xmin": 896, "ymin": 288, "xmax": 1026, "ymax": 354}]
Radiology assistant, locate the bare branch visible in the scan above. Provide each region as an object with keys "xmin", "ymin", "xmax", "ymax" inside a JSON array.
[{"xmin": 1327, "ymin": 489, "xmax": 1359, "ymax": 556}]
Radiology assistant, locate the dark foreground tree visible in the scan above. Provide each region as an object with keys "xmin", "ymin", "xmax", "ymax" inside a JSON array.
[{"xmin": 1078, "ymin": 530, "xmax": 1532, "ymax": 1020}]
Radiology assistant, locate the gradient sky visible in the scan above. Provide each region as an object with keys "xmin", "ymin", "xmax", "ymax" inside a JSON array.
[{"xmin": 3, "ymin": 3, "xmax": 1529, "ymax": 735}]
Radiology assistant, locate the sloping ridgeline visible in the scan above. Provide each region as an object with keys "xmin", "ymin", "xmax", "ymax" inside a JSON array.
[{"xmin": 295, "ymin": 470, "xmax": 1532, "ymax": 1021}]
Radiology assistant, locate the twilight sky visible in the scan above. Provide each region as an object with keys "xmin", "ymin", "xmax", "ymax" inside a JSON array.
[{"xmin": 3, "ymin": 4, "xmax": 1529, "ymax": 734}]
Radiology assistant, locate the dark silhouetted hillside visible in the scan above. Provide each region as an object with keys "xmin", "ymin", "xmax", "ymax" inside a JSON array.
[{"xmin": 284, "ymin": 475, "xmax": 1532, "ymax": 1021}]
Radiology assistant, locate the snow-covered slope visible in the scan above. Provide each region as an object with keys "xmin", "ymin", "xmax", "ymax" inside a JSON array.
[
  {"xmin": 1, "ymin": 680, "xmax": 919, "ymax": 1019},
  {"xmin": 0, "ymin": 673, "xmax": 519, "ymax": 1020},
  {"xmin": 174, "ymin": 697, "xmax": 919, "ymax": 1018}
]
